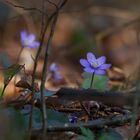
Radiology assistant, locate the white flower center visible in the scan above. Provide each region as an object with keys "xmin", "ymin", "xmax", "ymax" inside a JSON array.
[
  {"xmin": 24, "ymin": 38, "xmax": 32, "ymax": 46},
  {"xmin": 92, "ymin": 62, "xmax": 98, "ymax": 68}
]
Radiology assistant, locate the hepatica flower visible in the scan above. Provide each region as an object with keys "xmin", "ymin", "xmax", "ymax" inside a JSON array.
[
  {"xmin": 49, "ymin": 63, "xmax": 62, "ymax": 80},
  {"xmin": 68, "ymin": 116, "xmax": 78, "ymax": 123},
  {"xmin": 20, "ymin": 30, "xmax": 40, "ymax": 48},
  {"xmin": 21, "ymin": 104, "xmax": 31, "ymax": 114},
  {"xmin": 80, "ymin": 52, "xmax": 111, "ymax": 75}
]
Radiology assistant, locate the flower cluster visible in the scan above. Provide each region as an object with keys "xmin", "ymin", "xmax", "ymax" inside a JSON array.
[
  {"xmin": 20, "ymin": 30, "xmax": 40, "ymax": 48},
  {"xmin": 49, "ymin": 63, "xmax": 62, "ymax": 80},
  {"xmin": 80, "ymin": 52, "xmax": 111, "ymax": 75}
]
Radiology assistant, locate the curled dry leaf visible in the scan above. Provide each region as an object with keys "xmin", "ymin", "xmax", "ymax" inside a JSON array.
[{"xmin": 16, "ymin": 80, "xmax": 39, "ymax": 92}]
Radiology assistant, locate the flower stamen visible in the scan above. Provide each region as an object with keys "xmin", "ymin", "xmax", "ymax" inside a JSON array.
[{"xmin": 92, "ymin": 62, "xmax": 98, "ymax": 68}]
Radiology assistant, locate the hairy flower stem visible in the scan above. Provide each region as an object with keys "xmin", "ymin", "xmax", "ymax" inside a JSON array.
[{"xmin": 90, "ymin": 73, "xmax": 95, "ymax": 88}]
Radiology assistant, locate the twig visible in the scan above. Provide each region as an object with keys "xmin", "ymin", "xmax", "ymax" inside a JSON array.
[
  {"xmin": 57, "ymin": 108, "xmax": 81, "ymax": 112},
  {"xmin": 129, "ymin": 69, "xmax": 140, "ymax": 140},
  {"xmin": 46, "ymin": 0, "xmax": 58, "ymax": 10},
  {"xmin": 32, "ymin": 113, "xmax": 136, "ymax": 133},
  {"xmin": 6, "ymin": 0, "xmax": 48, "ymax": 16},
  {"xmin": 28, "ymin": 2, "xmax": 59, "ymax": 140},
  {"xmin": 55, "ymin": 88, "xmax": 140, "ymax": 106},
  {"xmin": 96, "ymin": 16, "xmax": 140, "ymax": 41},
  {"xmin": 129, "ymin": 93, "xmax": 139, "ymax": 140},
  {"xmin": 80, "ymin": 102, "xmax": 92, "ymax": 119},
  {"xmin": 28, "ymin": 0, "xmax": 63, "ymax": 132},
  {"xmin": 40, "ymin": 0, "xmax": 46, "ymax": 37},
  {"xmin": 40, "ymin": 13, "xmax": 59, "ymax": 140},
  {"xmin": 3, "ymin": 87, "xmax": 140, "ymax": 108},
  {"xmin": 39, "ymin": 0, "xmax": 68, "ymax": 137},
  {"xmin": 39, "ymin": 0, "xmax": 68, "ymax": 139}
]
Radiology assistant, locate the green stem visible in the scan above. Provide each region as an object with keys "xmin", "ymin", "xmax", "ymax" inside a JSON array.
[{"xmin": 90, "ymin": 73, "xmax": 94, "ymax": 88}]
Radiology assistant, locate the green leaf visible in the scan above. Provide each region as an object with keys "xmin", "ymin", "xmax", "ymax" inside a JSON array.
[
  {"xmin": 82, "ymin": 72, "xmax": 109, "ymax": 90},
  {"xmin": 0, "ymin": 87, "xmax": 3, "ymax": 97},
  {"xmin": 82, "ymin": 73, "xmax": 92, "ymax": 89},
  {"xmin": 34, "ymin": 90, "xmax": 56, "ymax": 100},
  {"xmin": 71, "ymin": 30, "xmax": 88, "ymax": 45},
  {"xmin": 99, "ymin": 134, "xmax": 113, "ymax": 140},
  {"xmin": 22, "ymin": 108, "xmax": 69, "ymax": 129},
  {"xmin": 1, "ymin": 64, "xmax": 24, "ymax": 97},
  {"xmin": 86, "ymin": 128, "xmax": 95, "ymax": 139},
  {"xmin": 32, "ymin": 107, "xmax": 42, "ymax": 129},
  {"xmin": 4, "ymin": 64, "xmax": 24, "ymax": 85},
  {"xmin": 80, "ymin": 127, "xmax": 89, "ymax": 137},
  {"xmin": 0, "ymin": 107, "xmax": 26, "ymax": 140},
  {"xmin": 79, "ymin": 135, "xmax": 90, "ymax": 140},
  {"xmin": 93, "ymin": 75, "xmax": 109, "ymax": 90},
  {"xmin": 80, "ymin": 127, "xmax": 95, "ymax": 140},
  {"xmin": 47, "ymin": 109, "xmax": 69, "ymax": 125},
  {"xmin": 99, "ymin": 129, "xmax": 123, "ymax": 140},
  {"xmin": 23, "ymin": 107, "xmax": 42, "ymax": 129}
]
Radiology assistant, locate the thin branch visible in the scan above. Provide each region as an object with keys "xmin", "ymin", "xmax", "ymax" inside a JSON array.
[
  {"xmin": 55, "ymin": 88, "xmax": 140, "ymax": 107},
  {"xmin": 29, "ymin": 1, "xmax": 68, "ymax": 135},
  {"xmin": 96, "ymin": 16, "xmax": 140, "ymax": 41},
  {"xmin": 39, "ymin": 0, "xmax": 68, "ymax": 138},
  {"xmin": 27, "ymin": 0, "xmax": 68, "ymax": 139},
  {"xmin": 128, "ymin": 69, "xmax": 140, "ymax": 140},
  {"xmin": 6, "ymin": 0, "xmax": 48, "ymax": 16},
  {"xmin": 40, "ymin": 14, "xmax": 59, "ymax": 140},
  {"xmin": 28, "ymin": 15, "xmax": 50, "ymax": 139},
  {"xmin": 40, "ymin": 0, "xmax": 46, "ymax": 37},
  {"xmin": 32, "ymin": 113, "xmax": 135, "ymax": 133},
  {"xmin": 46, "ymin": 0, "xmax": 58, "ymax": 10},
  {"xmin": 28, "ymin": 3, "xmax": 56, "ymax": 140},
  {"xmin": 2, "ymin": 87, "xmax": 140, "ymax": 108}
]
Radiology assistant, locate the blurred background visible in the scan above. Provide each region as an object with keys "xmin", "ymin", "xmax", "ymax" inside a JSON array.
[{"xmin": 0, "ymin": 0, "xmax": 140, "ymax": 97}]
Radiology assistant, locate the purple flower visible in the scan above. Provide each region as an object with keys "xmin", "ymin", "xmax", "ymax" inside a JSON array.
[
  {"xmin": 21, "ymin": 104, "xmax": 31, "ymax": 114},
  {"xmin": 20, "ymin": 30, "xmax": 40, "ymax": 48},
  {"xmin": 80, "ymin": 52, "xmax": 112, "ymax": 75},
  {"xmin": 68, "ymin": 116, "xmax": 78, "ymax": 123},
  {"xmin": 49, "ymin": 63, "xmax": 62, "ymax": 80}
]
